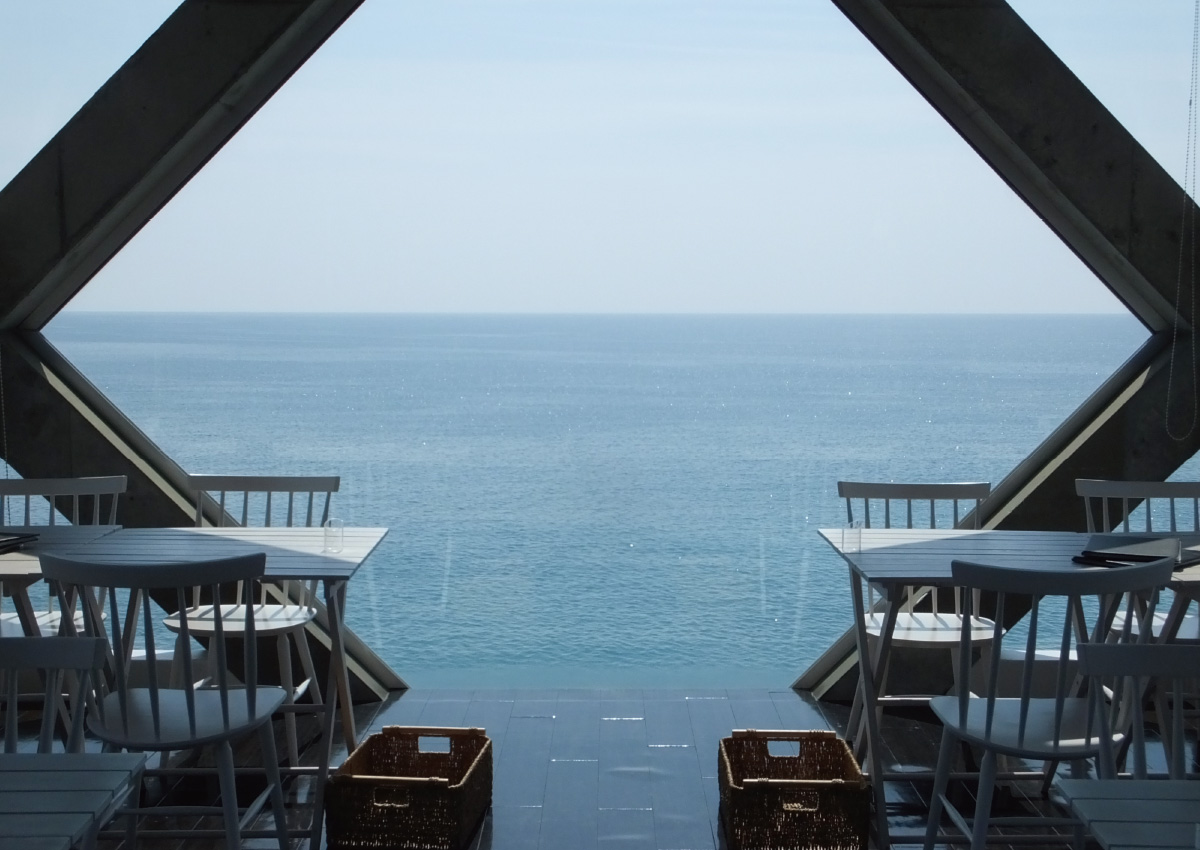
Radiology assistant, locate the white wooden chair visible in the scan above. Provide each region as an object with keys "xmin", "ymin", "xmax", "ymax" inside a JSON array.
[
  {"xmin": 1076, "ymin": 479, "xmax": 1200, "ymax": 641},
  {"xmin": 0, "ymin": 476, "xmax": 126, "ymax": 527},
  {"xmin": 0, "ymin": 636, "xmax": 105, "ymax": 753},
  {"xmin": 41, "ymin": 551, "xmax": 289, "ymax": 850},
  {"xmin": 0, "ymin": 475, "xmax": 127, "ymax": 638},
  {"xmin": 188, "ymin": 474, "xmax": 338, "ymax": 529},
  {"xmin": 838, "ymin": 481, "xmax": 995, "ymax": 752},
  {"xmin": 169, "ymin": 473, "xmax": 339, "ymax": 765},
  {"xmin": 923, "ymin": 556, "xmax": 1174, "ymax": 850}
]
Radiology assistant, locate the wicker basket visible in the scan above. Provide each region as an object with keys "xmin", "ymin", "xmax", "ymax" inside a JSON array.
[
  {"xmin": 325, "ymin": 726, "xmax": 492, "ymax": 850},
  {"xmin": 718, "ymin": 729, "xmax": 869, "ymax": 850}
]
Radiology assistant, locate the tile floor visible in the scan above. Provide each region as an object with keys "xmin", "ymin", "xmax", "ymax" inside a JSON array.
[
  {"xmin": 351, "ymin": 687, "xmax": 835, "ymax": 850},
  {"xmin": 85, "ymin": 686, "xmax": 1153, "ymax": 849}
]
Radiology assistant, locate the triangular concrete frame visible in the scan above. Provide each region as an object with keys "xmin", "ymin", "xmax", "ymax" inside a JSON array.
[
  {"xmin": 0, "ymin": 1, "xmax": 1196, "ymax": 694},
  {"xmin": 830, "ymin": 0, "xmax": 1200, "ymax": 532},
  {"xmin": 799, "ymin": 0, "xmax": 1200, "ymax": 704},
  {"xmin": 0, "ymin": 0, "xmax": 403, "ymax": 696}
]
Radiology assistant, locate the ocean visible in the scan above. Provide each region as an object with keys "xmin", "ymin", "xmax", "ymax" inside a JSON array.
[{"xmin": 44, "ymin": 312, "xmax": 1151, "ymax": 688}]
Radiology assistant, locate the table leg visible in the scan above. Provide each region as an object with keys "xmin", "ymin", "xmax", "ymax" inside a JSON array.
[
  {"xmin": 850, "ymin": 567, "xmax": 892, "ymax": 850},
  {"xmin": 329, "ymin": 581, "xmax": 357, "ymax": 751},
  {"xmin": 8, "ymin": 582, "xmax": 41, "ymax": 637},
  {"xmin": 310, "ymin": 579, "xmax": 343, "ymax": 847},
  {"xmin": 1153, "ymin": 591, "xmax": 1195, "ymax": 769}
]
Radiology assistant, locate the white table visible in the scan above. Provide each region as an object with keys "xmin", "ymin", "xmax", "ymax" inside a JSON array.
[
  {"xmin": 818, "ymin": 527, "xmax": 1200, "ymax": 850},
  {"xmin": 1058, "ymin": 779, "xmax": 1200, "ymax": 850},
  {"xmin": 0, "ymin": 526, "xmax": 121, "ymax": 637},
  {"xmin": 0, "ymin": 752, "xmax": 146, "ymax": 850},
  {"xmin": 35, "ymin": 525, "xmax": 389, "ymax": 847}
]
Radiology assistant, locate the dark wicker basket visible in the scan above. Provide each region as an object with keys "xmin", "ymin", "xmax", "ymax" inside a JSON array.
[
  {"xmin": 719, "ymin": 729, "xmax": 869, "ymax": 850},
  {"xmin": 325, "ymin": 726, "xmax": 492, "ymax": 850}
]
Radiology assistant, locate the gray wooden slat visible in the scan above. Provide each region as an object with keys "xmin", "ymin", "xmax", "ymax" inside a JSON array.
[
  {"xmin": 1086, "ymin": 820, "xmax": 1198, "ymax": 850},
  {"xmin": 0, "ymin": 750, "xmax": 144, "ymax": 850},
  {"xmin": 0, "ymin": 837, "xmax": 70, "ymax": 850},
  {"xmin": 0, "ymin": 771, "xmax": 137, "ymax": 792},
  {"xmin": 0, "ymin": 789, "xmax": 113, "ymax": 813},
  {"xmin": 1059, "ymin": 779, "xmax": 1200, "ymax": 802},
  {"xmin": 0, "ymin": 753, "xmax": 145, "ymax": 771},
  {"xmin": 0, "ymin": 811, "xmax": 92, "ymax": 841},
  {"xmin": 1061, "ymin": 781, "xmax": 1200, "ymax": 850}
]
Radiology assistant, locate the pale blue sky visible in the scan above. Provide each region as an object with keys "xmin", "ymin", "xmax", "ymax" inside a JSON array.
[{"xmin": 1, "ymin": 1, "xmax": 1196, "ymax": 313}]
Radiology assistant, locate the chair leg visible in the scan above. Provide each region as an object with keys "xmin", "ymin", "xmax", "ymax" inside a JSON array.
[
  {"xmin": 971, "ymin": 749, "xmax": 998, "ymax": 850},
  {"xmin": 215, "ymin": 740, "xmax": 241, "ymax": 850},
  {"xmin": 257, "ymin": 722, "xmax": 290, "ymax": 850},
  {"xmin": 1040, "ymin": 759, "xmax": 1060, "ymax": 797},
  {"xmin": 276, "ymin": 634, "xmax": 299, "ymax": 766},
  {"xmin": 124, "ymin": 805, "xmax": 138, "ymax": 849},
  {"xmin": 848, "ymin": 673, "xmax": 865, "ymax": 748},
  {"xmin": 294, "ymin": 625, "xmax": 322, "ymax": 705},
  {"xmin": 924, "ymin": 727, "xmax": 957, "ymax": 850}
]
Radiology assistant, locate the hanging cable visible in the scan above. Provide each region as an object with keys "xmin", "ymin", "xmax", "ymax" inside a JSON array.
[
  {"xmin": 1167, "ymin": 0, "xmax": 1200, "ymax": 441},
  {"xmin": 0, "ymin": 341, "xmax": 9, "ymax": 526}
]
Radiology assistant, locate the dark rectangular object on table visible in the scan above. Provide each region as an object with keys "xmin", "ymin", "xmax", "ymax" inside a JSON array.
[
  {"xmin": 1075, "ymin": 534, "xmax": 1200, "ymax": 570},
  {"xmin": 0, "ymin": 533, "xmax": 38, "ymax": 555}
]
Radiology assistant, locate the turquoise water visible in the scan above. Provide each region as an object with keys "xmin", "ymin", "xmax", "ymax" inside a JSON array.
[{"xmin": 45, "ymin": 313, "xmax": 1150, "ymax": 687}]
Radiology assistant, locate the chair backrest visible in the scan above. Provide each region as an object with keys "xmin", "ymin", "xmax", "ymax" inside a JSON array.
[
  {"xmin": 1076, "ymin": 479, "xmax": 1200, "ymax": 533},
  {"xmin": 0, "ymin": 636, "xmax": 106, "ymax": 752},
  {"xmin": 40, "ymin": 552, "xmax": 270, "ymax": 747},
  {"xmin": 951, "ymin": 557, "xmax": 1174, "ymax": 752},
  {"xmin": 0, "ymin": 476, "xmax": 127, "ymax": 525},
  {"xmin": 1078, "ymin": 641, "xmax": 1200, "ymax": 779},
  {"xmin": 838, "ymin": 481, "xmax": 990, "ymax": 529},
  {"xmin": 188, "ymin": 474, "xmax": 339, "ymax": 528}
]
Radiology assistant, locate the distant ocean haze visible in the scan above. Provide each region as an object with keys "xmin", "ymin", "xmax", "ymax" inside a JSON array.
[{"xmin": 46, "ymin": 312, "xmax": 1149, "ymax": 687}]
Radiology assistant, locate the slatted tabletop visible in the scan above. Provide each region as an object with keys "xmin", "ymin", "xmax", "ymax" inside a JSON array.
[
  {"xmin": 1058, "ymin": 779, "xmax": 1200, "ymax": 850},
  {"xmin": 818, "ymin": 528, "xmax": 1200, "ymax": 591},
  {"xmin": 0, "ymin": 526, "xmax": 121, "ymax": 581},
  {"xmin": 0, "ymin": 526, "xmax": 123, "ymax": 637},
  {"xmin": 44, "ymin": 526, "xmax": 388, "ymax": 582},
  {"xmin": 0, "ymin": 752, "xmax": 146, "ymax": 850}
]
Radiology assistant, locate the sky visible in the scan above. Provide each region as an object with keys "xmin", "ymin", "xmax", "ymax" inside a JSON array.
[{"xmin": 0, "ymin": 1, "xmax": 1197, "ymax": 314}]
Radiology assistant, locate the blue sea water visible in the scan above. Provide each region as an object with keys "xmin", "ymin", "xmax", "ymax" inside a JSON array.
[{"xmin": 44, "ymin": 313, "xmax": 1151, "ymax": 688}]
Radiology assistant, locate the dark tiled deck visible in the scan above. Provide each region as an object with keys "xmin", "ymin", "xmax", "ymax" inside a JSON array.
[
  {"xmin": 86, "ymin": 687, "xmax": 1144, "ymax": 849},
  {"xmin": 349, "ymin": 687, "xmax": 834, "ymax": 850}
]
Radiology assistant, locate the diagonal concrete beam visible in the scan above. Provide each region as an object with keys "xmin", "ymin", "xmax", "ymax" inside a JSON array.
[
  {"xmin": 831, "ymin": 0, "xmax": 1200, "ymax": 513},
  {"xmin": 799, "ymin": 0, "xmax": 1200, "ymax": 697},
  {"xmin": 0, "ymin": 0, "xmax": 363, "ymax": 506},
  {"xmin": 0, "ymin": 0, "xmax": 365, "ymax": 331},
  {"xmin": 0, "ymin": 0, "xmax": 402, "ymax": 695},
  {"xmin": 833, "ymin": 0, "xmax": 1192, "ymax": 334}
]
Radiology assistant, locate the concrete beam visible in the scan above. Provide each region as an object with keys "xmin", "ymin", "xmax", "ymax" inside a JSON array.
[
  {"xmin": 0, "ymin": 0, "xmax": 365, "ymax": 331},
  {"xmin": 826, "ymin": 0, "xmax": 1200, "ymax": 515},
  {"xmin": 799, "ymin": 0, "xmax": 1200, "ymax": 694},
  {"xmin": 0, "ymin": 0, "xmax": 400, "ymax": 696},
  {"xmin": 832, "ymin": 0, "xmax": 1194, "ymax": 333},
  {"xmin": 0, "ymin": 332, "xmax": 194, "ymax": 527}
]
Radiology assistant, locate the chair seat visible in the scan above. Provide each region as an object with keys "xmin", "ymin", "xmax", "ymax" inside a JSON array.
[
  {"xmin": 1112, "ymin": 609, "xmax": 1200, "ymax": 641},
  {"xmin": 0, "ymin": 609, "xmax": 89, "ymax": 637},
  {"xmin": 164, "ymin": 603, "xmax": 316, "ymax": 638},
  {"xmin": 89, "ymin": 687, "xmax": 287, "ymax": 750},
  {"xmin": 866, "ymin": 611, "xmax": 996, "ymax": 646},
  {"xmin": 930, "ymin": 695, "xmax": 1110, "ymax": 759}
]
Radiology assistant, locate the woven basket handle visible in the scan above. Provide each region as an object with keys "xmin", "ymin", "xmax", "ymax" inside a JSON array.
[
  {"xmin": 782, "ymin": 790, "xmax": 821, "ymax": 813},
  {"xmin": 372, "ymin": 786, "xmax": 411, "ymax": 809},
  {"xmin": 731, "ymin": 728, "xmax": 837, "ymax": 742}
]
